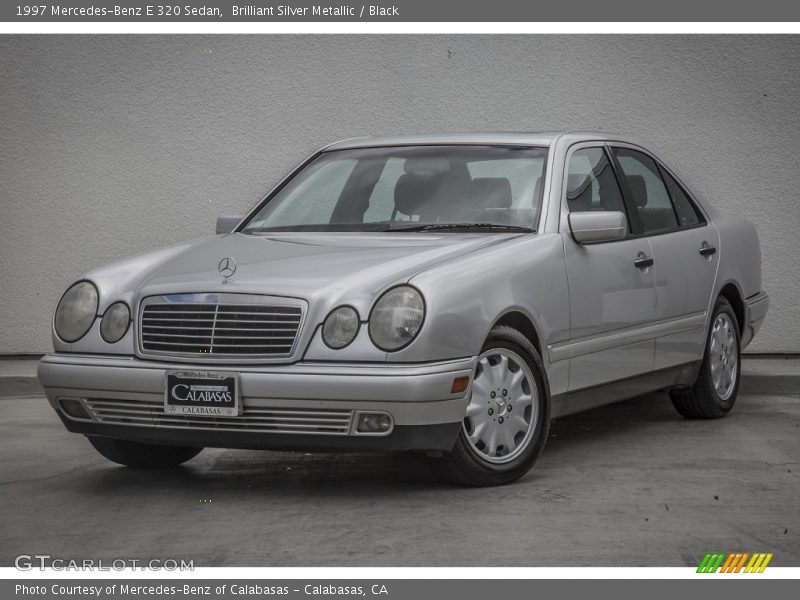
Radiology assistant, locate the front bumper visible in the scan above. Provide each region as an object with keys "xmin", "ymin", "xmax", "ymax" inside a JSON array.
[{"xmin": 38, "ymin": 354, "xmax": 475, "ymax": 451}]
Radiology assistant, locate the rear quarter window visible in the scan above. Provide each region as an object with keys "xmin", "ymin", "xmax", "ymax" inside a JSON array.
[{"xmin": 660, "ymin": 167, "xmax": 704, "ymax": 227}]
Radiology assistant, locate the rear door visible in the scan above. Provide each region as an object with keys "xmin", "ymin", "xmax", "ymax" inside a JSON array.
[
  {"xmin": 558, "ymin": 144, "xmax": 657, "ymax": 392},
  {"xmin": 610, "ymin": 146, "xmax": 718, "ymax": 370}
]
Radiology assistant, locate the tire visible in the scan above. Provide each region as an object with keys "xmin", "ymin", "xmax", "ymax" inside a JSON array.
[
  {"xmin": 428, "ymin": 325, "xmax": 550, "ymax": 486},
  {"xmin": 670, "ymin": 297, "xmax": 741, "ymax": 419},
  {"xmin": 87, "ymin": 436, "xmax": 203, "ymax": 468}
]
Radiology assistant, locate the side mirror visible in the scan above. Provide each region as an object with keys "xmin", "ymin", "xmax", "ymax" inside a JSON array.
[
  {"xmin": 216, "ymin": 214, "xmax": 243, "ymax": 235},
  {"xmin": 568, "ymin": 211, "xmax": 627, "ymax": 244}
]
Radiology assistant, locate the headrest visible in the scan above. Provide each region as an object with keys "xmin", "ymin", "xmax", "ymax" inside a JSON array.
[
  {"xmin": 394, "ymin": 172, "xmax": 445, "ymax": 216},
  {"xmin": 469, "ymin": 178, "xmax": 513, "ymax": 210},
  {"xmin": 628, "ymin": 175, "xmax": 648, "ymax": 208},
  {"xmin": 566, "ymin": 174, "xmax": 593, "ymax": 211},
  {"xmin": 404, "ymin": 157, "xmax": 450, "ymax": 175}
]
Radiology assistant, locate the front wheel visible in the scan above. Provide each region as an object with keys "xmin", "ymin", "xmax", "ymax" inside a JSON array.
[
  {"xmin": 428, "ymin": 325, "xmax": 550, "ymax": 486},
  {"xmin": 670, "ymin": 297, "xmax": 741, "ymax": 419},
  {"xmin": 87, "ymin": 436, "xmax": 203, "ymax": 468}
]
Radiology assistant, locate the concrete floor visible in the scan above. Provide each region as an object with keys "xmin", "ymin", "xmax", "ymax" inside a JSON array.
[{"xmin": 0, "ymin": 385, "xmax": 798, "ymax": 567}]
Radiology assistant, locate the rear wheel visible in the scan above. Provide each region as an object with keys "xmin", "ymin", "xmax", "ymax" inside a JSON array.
[
  {"xmin": 87, "ymin": 436, "xmax": 203, "ymax": 468},
  {"xmin": 428, "ymin": 325, "xmax": 550, "ymax": 486},
  {"xmin": 670, "ymin": 297, "xmax": 741, "ymax": 419}
]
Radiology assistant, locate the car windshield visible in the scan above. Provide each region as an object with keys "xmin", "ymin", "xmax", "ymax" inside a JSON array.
[{"xmin": 240, "ymin": 145, "xmax": 548, "ymax": 233}]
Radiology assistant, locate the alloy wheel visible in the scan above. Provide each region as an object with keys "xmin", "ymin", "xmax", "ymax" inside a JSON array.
[
  {"xmin": 709, "ymin": 312, "xmax": 738, "ymax": 401},
  {"xmin": 463, "ymin": 348, "xmax": 538, "ymax": 464}
]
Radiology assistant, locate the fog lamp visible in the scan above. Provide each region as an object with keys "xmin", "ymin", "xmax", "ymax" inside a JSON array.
[
  {"xmin": 59, "ymin": 398, "xmax": 91, "ymax": 420},
  {"xmin": 356, "ymin": 412, "xmax": 393, "ymax": 434}
]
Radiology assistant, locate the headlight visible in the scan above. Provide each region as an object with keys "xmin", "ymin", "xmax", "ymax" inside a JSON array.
[
  {"xmin": 100, "ymin": 302, "xmax": 131, "ymax": 343},
  {"xmin": 322, "ymin": 306, "xmax": 360, "ymax": 349},
  {"xmin": 368, "ymin": 286, "xmax": 425, "ymax": 351},
  {"xmin": 54, "ymin": 281, "xmax": 99, "ymax": 342}
]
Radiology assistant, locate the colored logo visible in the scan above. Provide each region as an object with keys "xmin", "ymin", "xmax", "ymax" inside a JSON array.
[{"xmin": 697, "ymin": 552, "xmax": 773, "ymax": 573}]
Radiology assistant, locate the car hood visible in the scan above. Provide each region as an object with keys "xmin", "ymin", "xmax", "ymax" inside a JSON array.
[{"xmin": 87, "ymin": 232, "xmax": 522, "ymax": 310}]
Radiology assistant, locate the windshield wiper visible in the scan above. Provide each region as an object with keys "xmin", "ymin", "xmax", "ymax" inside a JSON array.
[
  {"xmin": 242, "ymin": 222, "xmax": 535, "ymax": 234},
  {"xmin": 245, "ymin": 223, "xmax": 389, "ymax": 233},
  {"xmin": 388, "ymin": 222, "xmax": 535, "ymax": 233}
]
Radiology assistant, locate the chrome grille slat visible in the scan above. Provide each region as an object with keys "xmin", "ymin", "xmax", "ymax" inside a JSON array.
[
  {"xmin": 143, "ymin": 333, "xmax": 212, "ymax": 339},
  {"xmin": 144, "ymin": 312, "xmax": 214, "ymax": 315},
  {"xmin": 142, "ymin": 325, "xmax": 299, "ymax": 332},
  {"xmin": 211, "ymin": 332, "xmax": 298, "ymax": 337},
  {"xmin": 89, "ymin": 403, "xmax": 161, "ymax": 411},
  {"xmin": 225, "ymin": 415, "xmax": 351, "ymax": 424},
  {"xmin": 212, "ymin": 319, "xmax": 300, "ymax": 324},
  {"xmin": 143, "ymin": 317, "xmax": 216, "ymax": 322},
  {"xmin": 83, "ymin": 399, "xmax": 353, "ymax": 435},
  {"xmin": 141, "ymin": 332, "xmax": 297, "ymax": 340},
  {"xmin": 245, "ymin": 409, "xmax": 354, "ymax": 417},
  {"xmin": 144, "ymin": 316, "xmax": 301, "ymax": 321},
  {"xmin": 139, "ymin": 294, "xmax": 304, "ymax": 358},
  {"xmin": 96, "ymin": 415, "xmax": 153, "ymax": 424},
  {"xmin": 92, "ymin": 407, "xmax": 153, "ymax": 416},
  {"xmin": 145, "ymin": 307, "xmax": 300, "ymax": 314},
  {"xmin": 213, "ymin": 314, "xmax": 301, "ymax": 317},
  {"xmin": 142, "ymin": 323, "xmax": 299, "ymax": 329},
  {"xmin": 152, "ymin": 418, "xmax": 347, "ymax": 430},
  {"xmin": 142, "ymin": 341, "xmax": 294, "ymax": 348}
]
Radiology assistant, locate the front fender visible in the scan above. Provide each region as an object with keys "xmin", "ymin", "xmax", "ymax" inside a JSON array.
[{"xmin": 396, "ymin": 234, "xmax": 571, "ymax": 394}]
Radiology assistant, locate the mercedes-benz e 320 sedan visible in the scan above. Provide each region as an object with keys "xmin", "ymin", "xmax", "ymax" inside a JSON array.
[{"xmin": 39, "ymin": 133, "xmax": 769, "ymax": 486}]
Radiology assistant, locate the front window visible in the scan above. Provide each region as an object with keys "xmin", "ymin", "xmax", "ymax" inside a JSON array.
[
  {"xmin": 566, "ymin": 147, "xmax": 627, "ymax": 216},
  {"xmin": 241, "ymin": 145, "xmax": 548, "ymax": 233}
]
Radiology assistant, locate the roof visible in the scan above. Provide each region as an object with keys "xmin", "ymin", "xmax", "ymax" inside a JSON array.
[{"xmin": 322, "ymin": 131, "xmax": 633, "ymax": 151}]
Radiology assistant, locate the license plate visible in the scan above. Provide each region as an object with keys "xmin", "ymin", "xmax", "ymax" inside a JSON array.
[{"xmin": 164, "ymin": 370, "xmax": 240, "ymax": 417}]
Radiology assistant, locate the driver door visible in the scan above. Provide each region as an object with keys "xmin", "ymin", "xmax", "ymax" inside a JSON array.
[{"xmin": 558, "ymin": 144, "xmax": 657, "ymax": 392}]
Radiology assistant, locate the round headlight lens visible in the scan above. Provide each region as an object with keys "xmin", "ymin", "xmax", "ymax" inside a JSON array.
[
  {"xmin": 54, "ymin": 281, "xmax": 99, "ymax": 343},
  {"xmin": 100, "ymin": 302, "xmax": 131, "ymax": 343},
  {"xmin": 322, "ymin": 306, "xmax": 360, "ymax": 349},
  {"xmin": 369, "ymin": 286, "xmax": 425, "ymax": 351}
]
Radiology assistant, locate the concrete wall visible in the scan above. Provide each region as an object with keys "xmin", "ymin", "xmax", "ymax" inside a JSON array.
[{"xmin": 1, "ymin": 35, "xmax": 798, "ymax": 354}]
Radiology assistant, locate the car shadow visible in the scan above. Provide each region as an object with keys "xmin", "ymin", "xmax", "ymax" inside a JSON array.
[{"xmin": 546, "ymin": 390, "xmax": 683, "ymax": 447}]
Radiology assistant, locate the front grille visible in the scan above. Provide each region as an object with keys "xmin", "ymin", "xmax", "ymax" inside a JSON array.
[
  {"xmin": 139, "ymin": 294, "xmax": 304, "ymax": 358},
  {"xmin": 84, "ymin": 398, "xmax": 354, "ymax": 435}
]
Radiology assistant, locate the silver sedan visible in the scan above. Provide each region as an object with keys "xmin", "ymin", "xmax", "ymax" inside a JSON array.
[{"xmin": 38, "ymin": 132, "xmax": 769, "ymax": 486}]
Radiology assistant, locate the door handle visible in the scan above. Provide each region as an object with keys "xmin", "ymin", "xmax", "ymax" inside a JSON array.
[
  {"xmin": 699, "ymin": 243, "xmax": 717, "ymax": 257},
  {"xmin": 634, "ymin": 253, "xmax": 654, "ymax": 269}
]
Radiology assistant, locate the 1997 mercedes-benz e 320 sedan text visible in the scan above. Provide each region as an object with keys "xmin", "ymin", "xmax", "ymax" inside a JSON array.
[{"xmin": 39, "ymin": 133, "xmax": 769, "ymax": 486}]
